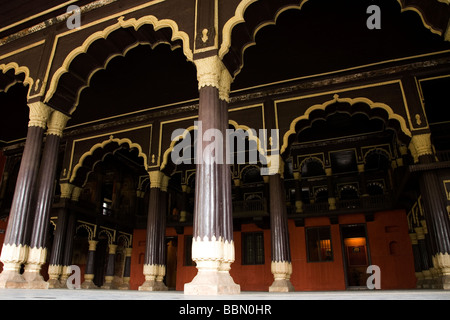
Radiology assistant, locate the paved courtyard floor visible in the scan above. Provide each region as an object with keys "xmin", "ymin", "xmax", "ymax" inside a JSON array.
[{"xmin": 0, "ymin": 288, "xmax": 449, "ymax": 300}]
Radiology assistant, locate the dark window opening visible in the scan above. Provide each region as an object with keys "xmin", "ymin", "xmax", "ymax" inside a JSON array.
[
  {"xmin": 242, "ymin": 232, "xmax": 265, "ymax": 265},
  {"xmin": 306, "ymin": 226, "xmax": 333, "ymax": 262}
]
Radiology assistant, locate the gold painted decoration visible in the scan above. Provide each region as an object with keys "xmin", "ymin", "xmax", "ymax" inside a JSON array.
[{"xmin": 27, "ymin": 102, "xmax": 52, "ymax": 129}]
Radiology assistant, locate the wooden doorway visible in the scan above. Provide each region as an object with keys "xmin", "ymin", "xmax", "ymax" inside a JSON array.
[
  {"xmin": 165, "ymin": 237, "xmax": 178, "ymax": 290},
  {"xmin": 341, "ymin": 224, "xmax": 371, "ymax": 289}
]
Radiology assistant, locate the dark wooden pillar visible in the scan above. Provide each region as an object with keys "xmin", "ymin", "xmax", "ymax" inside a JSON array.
[
  {"xmin": 47, "ymin": 195, "xmax": 70, "ymax": 288},
  {"xmin": 118, "ymin": 247, "xmax": 132, "ymax": 290},
  {"xmin": 81, "ymin": 240, "xmax": 98, "ymax": 289},
  {"xmin": 268, "ymin": 165, "xmax": 294, "ymax": 292},
  {"xmin": 415, "ymin": 225, "xmax": 433, "ymax": 288},
  {"xmin": 101, "ymin": 244, "xmax": 117, "ymax": 289},
  {"xmin": 24, "ymin": 110, "xmax": 69, "ymax": 288},
  {"xmin": 155, "ymin": 174, "xmax": 169, "ymax": 290},
  {"xmin": 358, "ymin": 164, "xmax": 369, "ymax": 197},
  {"xmin": 219, "ymin": 72, "xmax": 235, "ymax": 279},
  {"xmin": 139, "ymin": 170, "xmax": 162, "ymax": 291},
  {"xmin": 184, "ymin": 55, "xmax": 239, "ymax": 295},
  {"xmin": 0, "ymin": 102, "xmax": 51, "ymax": 288},
  {"xmin": 411, "ymin": 133, "xmax": 450, "ymax": 289},
  {"xmin": 293, "ymin": 172, "xmax": 303, "ymax": 213},
  {"xmin": 59, "ymin": 209, "xmax": 77, "ymax": 287},
  {"xmin": 325, "ymin": 168, "xmax": 336, "ymax": 210},
  {"xmin": 179, "ymin": 184, "xmax": 188, "ymax": 222},
  {"xmin": 409, "ymin": 232, "xmax": 423, "ymax": 288}
]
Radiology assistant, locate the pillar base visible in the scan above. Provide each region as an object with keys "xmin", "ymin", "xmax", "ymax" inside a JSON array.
[
  {"xmin": 47, "ymin": 278, "xmax": 63, "ymax": 289},
  {"xmin": 101, "ymin": 276, "xmax": 116, "ymax": 290},
  {"xmin": 269, "ymin": 279, "xmax": 295, "ymax": 292},
  {"xmin": 0, "ymin": 270, "xmax": 27, "ymax": 289},
  {"xmin": 118, "ymin": 283, "xmax": 130, "ymax": 290},
  {"xmin": 155, "ymin": 280, "xmax": 168, "ymax": 291},
  {"xmin": 23, "ymin": 271, "xmax": 49, "ymax": 289},
  {"xmin": 184, "ymin": 270, "xmax": 240, "ymax": 295},
  {"xmin": 442, "ymin": 275, "xmax": 450, "ymax": 290},
  {"xmin": 81, "ymin": 279, "xmax": 98, "ymax": 289},
  {"xmin": 138, "ymin": 280, "xmax": 160, "ymax": 291}
]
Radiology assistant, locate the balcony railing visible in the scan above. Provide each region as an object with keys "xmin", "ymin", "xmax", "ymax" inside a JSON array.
[
  {"xmin": 293, "ymin": 194, "xmax": 392, "ymax": 216},
  {"xmin": 232, "ymin": 199, "xmax": 268, "ymax": 218},
  {"xmin": 166, "ymin": 194, "xmax": 392, "ymax": 225}
]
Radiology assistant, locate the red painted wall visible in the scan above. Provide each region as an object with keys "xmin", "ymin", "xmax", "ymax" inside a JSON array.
[
  {"xmin": 129, "ymin": 209, "xmax": 416, "ymax": 291},
  {"xmin": 366, "ymin": 209, "xmax": 417, "ymax": 289},
  {"xmin": 130, "ymin": 229, "xmax": 146, "ymax": 290},
  {"xmin": 0, "ymin": 217, "xmax": 8, "ymax": 273},
  {"xmin": 0, "ymin": 151, "xmax": 7, "ymax": 272}
]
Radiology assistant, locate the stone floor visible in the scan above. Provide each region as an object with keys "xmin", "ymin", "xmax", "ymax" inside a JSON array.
[{"xmin": 0, "ymin": 288, "xmax": 449, "ymax": 300}]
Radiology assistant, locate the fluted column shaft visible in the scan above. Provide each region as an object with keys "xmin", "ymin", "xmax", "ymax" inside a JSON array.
[
  {"xmin": 184, "ymin": 55, "xmax": 239, "ymax": 295},
  {"xmin": 0, "ymin": 102, "xmax": 51, "ymax": 288},
  {"xmin": 24, "ymin": 111, "xmax": 69, "ymax": 288}
]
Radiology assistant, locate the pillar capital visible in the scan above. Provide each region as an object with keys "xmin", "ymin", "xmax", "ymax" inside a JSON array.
[
  {"xmin": 125, "ymin": 247, "xmax": 133, "ymax": 257},
  {"xmin": 410, "ymin": 133, "xmax": 433, "ymax": 158},
  {"xmin": 161, "ymin": 174, "xmax": 170, "ymax": 192},
  {"xmin": 409, "ymin": 232, "xmax": 418, "ymax": 245},
  {"xmin": 28, "ymin": 101, "xmax": 52, "ymax": 129},
  {"xmin": 71, "ymin": 186, "xmax": 82, "ymax": 201},
  {"xmin": 60, "ymin": 183, "xmax": 75, "ymax": 199},
  {"xmin": 148, "ymin": 170, "xmax": 164, "ymax": 189},
  {"xmin": 108, "ymin": 244, "xmax": 118, "ymax": 255},
  {"xmin": 325, "ymin": 167, "xmax": 333, "ymax": 176},
  {"xmin": 415, "ymin": 227, "xmax": 425, "ymax": 240},
  {"xmin": 262, "ymin": 155, "xmax": 284, "ymax": 176},
  {"xmin": 194, "ymin": 55, "xmax": 233, "ymax": 99},
  {"xmin": 194, "ymin": 55, "xmax": 225, "ymax": 90},
  {"xmin": 219, "ymin": 66, "xmax": 233, "ymax": 102},
  {"xmin": 357, "ymin": 163, "xmax": 365, "ymax": 173},
  {"xmin": 47, "ymin": 110, "xmax": 70, "ymax": 137},
  {"xmin": 88, "ymin": 240, "xmax": 98, "ymax": 251}
]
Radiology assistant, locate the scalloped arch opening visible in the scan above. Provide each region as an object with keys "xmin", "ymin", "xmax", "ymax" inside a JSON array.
[
  {"xmin": 281, "ymin": 98, "xmax": 411, "ymax": 156},
  {"xmin": 45, "ymin": 16, "xmax": 195, "ymax": 117}
]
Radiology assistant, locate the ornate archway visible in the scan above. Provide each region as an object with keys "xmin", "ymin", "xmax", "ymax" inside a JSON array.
[
  {"xmin": 0, "ymin": 62, "xmax": 33, "ymax": 94},
  {"xmin": 220, "ymin": 0, "xmax": 450, "ymax": 77},
  {"xmin": 69, "ymin": 137, "xmax": 148, "ymax": 187},
  {"xmin": 281, "ymin": 94, "xmax": 412, "ymax": 156},
  {"xmin": 44, "ymin": 15, "xmax": 194, "ymax": 115}
]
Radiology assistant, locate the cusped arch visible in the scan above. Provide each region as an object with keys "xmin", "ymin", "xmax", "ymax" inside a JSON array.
[
  {"xmin": 70, "ymin": 137, "xmax": 148, "ymax": 187},
  {"xmin": 299, "ymin": 156, "xmax": 325, "ymax": 177},
  {"xmin": 280, "ymin": 95, "xmax": 412, "ymax": 155},
  {"xmin": 44, "ymin": 15, "xmax": 193, "ymax": 114},
  {"xmin": 0, "ymin": 62, "xmax": 33, "ymax": 94},
  {"xmin": 240, "ymin": 164, "xmax": 263, "ymax": 183},
  {"xmin": 160, "ymin": 119, "xmax": 268, "ymax": 170},
  {"xmin": 220, "ymin": 0, "xmax": 449, "ymax": 76}
]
